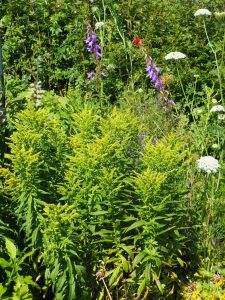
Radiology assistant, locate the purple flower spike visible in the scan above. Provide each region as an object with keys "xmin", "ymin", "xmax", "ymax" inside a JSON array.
[
  {"xmin": 146, "ymin": 57, "xmax": 163, "ymax": 92},
  {"xmin": 145, "ymin": 56, "xmax": 176, "ymax": 109},
  {"xmin": 87, "ymin": 71, "xmax": 94, "ymax": 79},
  {"xmin": 85, "ymin": 27, "xmax": 102, "ymax": 60}
]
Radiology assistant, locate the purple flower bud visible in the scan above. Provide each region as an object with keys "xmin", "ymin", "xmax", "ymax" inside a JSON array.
[
  {"xmin": 152, "ymin": 137, "xmax": 157, "ymax": 146},
  {"xmin": 156, "ymin": 79, "xmax": 163, "ymax": 92},
  {"xmin": 95, "ymin": 51, "xmax": 102, "ymax": 59},
  {"xmin": 139, "ymin": 131, "xmax": 146, "ymax": 142},
  {"xmin": 95, "ymin": 44, "xmax": 101, "ymax": 51},
  {"xmin": 87, "ymin": 71, "xmax": 94, "ymax": 79},
  {"xmin": 101, "ymin": 70, "xmax": 106, "ymax": 77}
]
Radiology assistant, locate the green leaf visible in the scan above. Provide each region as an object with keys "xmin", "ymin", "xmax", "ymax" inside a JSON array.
[
  {"xmin": 119, "ymin": 245, "xmax": 134, "ymax": 260},
  {"xmin": 66, "ymin": 257, "xmax": 76, "ymax": 300},
  {"xmin": 119, "ymin": 255, "xmax": 129, "ymax": 273},
  {"xmin": 177, "ymin": 257, "xmax": 185, "ymax": 267},
  {"xmin": 5, "ymin": 238, "xmax": 17, "ymax": 260},
  {"xmin": 109, "ymin": 266, "xmax": 121, "ymax": 286},
  {"xmin": 55, "ymin": 270, "xmax": 67, "ymax": 293},
  {"xmin": 153, "ymin": 273, "xmax": 164, "ymax": 293},
  {"xmin": 90, "ymin": 211, "xmax": 109, "ymax": 216},
  {"xmin": 157, "ymin": 226, "xmax": 176, "ymax": 236},
  {"xmin": 137, "ymin": 278, "xmax": 146, "ymax": 297},
  {"xmin": 92, "ymin": 229, "xmax": 113, "ymax": 236},
  {"xmin": 50, "ymin": 261, "xmax": 60, "ymax": 283},
  {"xmin": 18, "ymin": 250, "xmax": 34, "ymax": 265},
  {"xmin": 74, "ymin": 265, "xmax": 86, "ymax": 277},
  {"xmin": 0, "ymin": 258, "xmax": 11, "ymax": 268},
  {"xmin": 122, "ymin": 259, "xmax": 129, "ymax": 273},
  {"xmin": 16, "ymin": 275, "xmax": 39, "ymax": 287},
  {"xmin": 199, "ymin": 269, "xmax": 212, "ymax": 278},
  {"xmin": 133, "ymin": 251, "xmax": 147, "ymax": 268},
  {"xmin": 125, "ymin": 220, "xmax": 145, "ymax": 233},
  {"xmin": 174, "ymin": 229, "xmax": 180, "ymax": 236},
  {"xmin": 0, "ymin": 283, "xmax": 7, "ymax": 297}
]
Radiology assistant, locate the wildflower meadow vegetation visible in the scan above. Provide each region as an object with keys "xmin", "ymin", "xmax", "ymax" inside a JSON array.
[{"xmin": 0, "ymin": 0, "xmax": 225, "ymax": 299}]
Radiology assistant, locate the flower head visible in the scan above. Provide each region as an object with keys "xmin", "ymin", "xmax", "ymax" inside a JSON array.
[
  {"xmin": 197, "ymin": 156, "xmax": 220, "ymax": 174},
  {"xmin": 87, "ymin": 71, "xmax": 94, "ymax": 79},
  {"xmin": 146, "ymin": 56, "xmax": 163, "ymax": 92},
  {"xmin": 95, "ymin": 21, "xmax": 104, "ymax": 30},
  {"xmin": 85, "ymin": 27, "xmax": 102, "ymax": 59},
  {"xmin": 194, "ymin": 9, "xmax": 212, "ymax": 17},
  {"xmin": 210, "ymin": 105, "xmax": 225, "ymax": 113},
  {"xmin": 133, "ymin": 37, "xmax": 143, "ymax": 46},
  {"xmin": 165, "ymin": 52, "xmax": 186, "ymax": 60}
]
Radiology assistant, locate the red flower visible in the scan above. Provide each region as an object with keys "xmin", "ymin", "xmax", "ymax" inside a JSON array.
[{"xmin": 133, "ymin": 37, "xmax": 143, "ymax": 46}]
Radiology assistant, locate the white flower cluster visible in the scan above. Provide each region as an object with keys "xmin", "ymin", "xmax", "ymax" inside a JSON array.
[
  {"xmin": 194, "ymin": 9, "xmax": 212, "ymax": 17},
  {"xmin": 197, "ymin": 156, "xmax": 220, "ymax": 174},
  {"xmin": 95, "ymin": 22, "xmax": 105, "ymax": 30},
  {"xmin": 210, "ymin": 105, "xmax": 225, "ymax": 113},
  {"xmin": 165, "ymin": 52, "xmax": 186, "ymax": 60},
  {"xmin": 30, "ymin": 81, "xmax": 45, "ymax": 108}
]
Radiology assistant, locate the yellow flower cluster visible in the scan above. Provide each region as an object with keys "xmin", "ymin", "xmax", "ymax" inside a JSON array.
[{"xmin": 181, "ymin": 276, "xmax": 225, "ymax": 300}]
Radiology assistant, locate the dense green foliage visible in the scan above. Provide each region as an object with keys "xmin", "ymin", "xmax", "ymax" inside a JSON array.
[
  {"xmin": 0, "ymin": 0, "xmax": 225, "ymax": 299},
  {"xmin": 1, "ymin": 100, "xmax": 190, "ymax": 299}
]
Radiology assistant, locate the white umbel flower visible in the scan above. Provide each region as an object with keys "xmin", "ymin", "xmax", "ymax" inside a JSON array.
[
  {"xmin": 95, "ymin": 22, "xmax": 104, "ymax": 30},
  {"xmin": 197, "ymin": 156, "xmax": 220, "ymax": 174},
  {"xmin": 210, "ymin": 105, "xmax": 225, "ymax": 113},
  {"xmin": 165, "ymin": 52, "xmax": 186, "ymax": 60},
  {"xmin": 194, "ymin": 9, "xmax": 212, "ymax": 17}
]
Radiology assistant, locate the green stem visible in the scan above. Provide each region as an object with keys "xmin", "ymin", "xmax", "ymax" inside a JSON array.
[
  {"xmin": 191, "ymin": 76, "xmax": 198, "ymax": 111},
  {"xmin": 203, "ymin": 19, "xmax": 223, "ymax": 104},
  {"xmin": 187, "ymin": 75, "xmax": 198, "ymax": 126},
  {"xmin": 176, "ymin": 64, "xmax": 188, "ymax": 107},
  {"xmin": 109, "ymin": 0, "xmax": 133, "ymax": 88},
  {"xmin": 100, "ymin": 0, "xmax": 106, "ymax": 55},
  {"xmin": 220, "ymin": 29, "xmax": 225, "ymax": 67},
  {"xmin": 216, "ymin": 148, "xmax": 223, "ymax": 191},
  {"xmin": 206, "ymin": 175, "xmax": 215, "ymax": 271}
]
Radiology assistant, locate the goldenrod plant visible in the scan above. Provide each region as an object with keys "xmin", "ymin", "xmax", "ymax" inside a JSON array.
[{"xmin": 0, "ymin": 0, "xmax": 225, "ymax": 299}]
